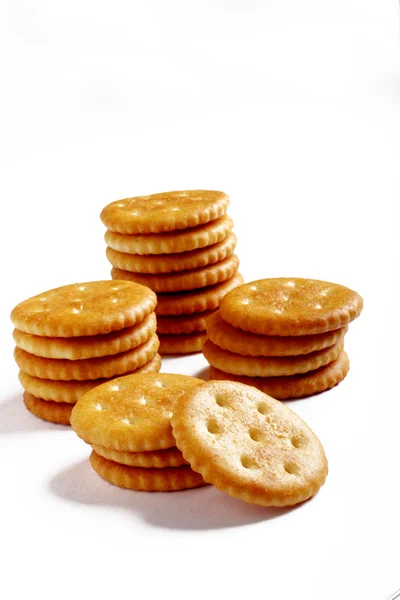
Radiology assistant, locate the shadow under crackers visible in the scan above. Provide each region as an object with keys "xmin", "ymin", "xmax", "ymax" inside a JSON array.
[
  {"xmin": 0, "ymin": 393, "xmax": 68, "ymax": 435},
  {"xmin": 49, "ymin": 459, "xmax": 296, "ymax": 531}
]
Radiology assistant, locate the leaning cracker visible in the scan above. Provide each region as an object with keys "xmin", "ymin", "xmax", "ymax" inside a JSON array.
[
  {"xmin": 203, "ymin": 339, "xmax": 343, "ymax": 377},
  {"xmin": 18, "ymin": 354, "xmax": 162, "ymax": 403},
  {"xmin": 90, "ymin": 451, "xmax": 206, "ymax": 491},
  {"xmin": 111, "ymin": 254, "xmax": 239, "ymax": 293},
  {"xmin": 11, "ymin": 280, "xmax": 157, "ymax": 337},
  {"xmin": 157, "ymin": 310, "xmax": 216, "ymax": 335},
  {"xmin": 71, "ymin": 373, "xmax": 203, "ymax": 451},
  {"xmin": 220, "ymin": 278, "xmax": 363, "ymax": 336},
  {"xmin": 105, "ymin": 215, "xmax": 234, "ymax": 255},
  {"xmin": 13, "ymin": 313, "xmax": 157, "ymax": 360},
  {"xmin": 171, "ymin": 380, "xmax": 328, "ymax": 507},
  {"xmin": 207, "ymin": 312, "xmax": 348, "ymax": 357},
  {"xmin": 14, "ymin": 335, "xmax": 159, "ymax": 381},
  {"xmin": 23, "ymin": 392, "xmax": 72, "ymax": 425},
  {"xmin": 158, "ymin": 332, "xmax": 207, "ymax": 355},
  {"xmin": 209, "ymin": 351, "xmax": 350, "ymax": 400},
  {"xmin": 92, "ymin": 445, "xmax": 187, "ymax": 468},
  {"xmin": 155, "ymin": 272, "xmax": 244, "ymax": 316},
  {"xmin": 100, "ymin": 190, "xmax": 229, "ymax": 234},
  {"xmin": 106, "ymin": 233, "xmax": 237, "ymax": 274}
]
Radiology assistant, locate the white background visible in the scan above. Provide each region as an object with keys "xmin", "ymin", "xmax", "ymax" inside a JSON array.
[{"xmin": 1, "ymin": 1, "xmax": 399, "ymax": 599}]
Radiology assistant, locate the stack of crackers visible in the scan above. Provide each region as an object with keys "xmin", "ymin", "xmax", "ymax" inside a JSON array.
[
  {"xmin": 203, "ymin": 278, "xmax": 363, "ymax": 399},
  {"xmin": 101, "ymin": 190, "xmax": 243, "ymax": 354},
  {"xmin": 11, "ymin": 281, "xmax": 160, "ymax": 425},
  {"xmin": 71, "ymin": 374, "xmax": 329, "ymax": 506}
]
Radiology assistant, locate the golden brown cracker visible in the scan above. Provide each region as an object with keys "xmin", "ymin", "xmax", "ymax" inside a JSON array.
[
  {"xmin": 209, "ymin": 351, "xmax": 350, "ymax": 400},
  {"xmin": 105, "ymin": 215, "xmax": 233, "ymax": 255},
  {"xmin": 111, "ymin": 254, "xmax": 239, "ymax": 293},
  {"xmin": 71, "ymin": 373, "xmax": 203, "ymax": 452},
  {"xmin": 11, "ymin": 281, "xmax": 157, "ymax": 337},
  {"xmin": 106, "ymin": 233, "xmax": 236, "ymax": 274},
  {"xmin": 100, "ymin": 190, "xmax": 229, "ymax": 234},
  {"xmin": 220, "ymin": 278, "xmax": 363, "ymax": 336},
  {"xmin": 23, "ymin": 392, "xmax": 72, "ymax": 425},
  {"xmin": 158, "ymin": 332, "xmax": 207, "ymax": 355},
  {"xmin": 92, "ymin": 445, "xmax": 187, "ymax": 468},
  {"xmin": 171, "ymin": 380, "xmax": 328, "ymax": 506},
  {"xmin": 157, "ymin": 310, "xmax": 216, "ymax": 335},
  {"xmin": 90, "ymin": 451, "xmax": 206, "ymax": 491},
  {"xmin": 207, "ymin": 311, "xmax": 348, "ymax": 357},
  {"xmin": 14, "ymin": 334, "xmax": 159, "ymax": 381}
]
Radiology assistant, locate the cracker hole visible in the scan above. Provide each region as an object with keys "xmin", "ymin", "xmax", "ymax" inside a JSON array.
[
  {"xmin": 285, "ymin": 281, "xmax": 295, "ymax": 287},
  {"xmin": 112, "ymin": 286, "xmax": 120, "ymax": 291},
  {"xmin": 241, "ymin": 456, "xmax": 259, "ymax": 470},
  {"xmin": 215, "ymin": 394, "xmax": 228, "ymax": 407},
  {"xmin": 284, "ymin": 463, "xmax": 299, "ymax": 476},
  {"xmin": 121, "ymin": 417, "xmax": 139, "ymax": 425},
  {"xmin": 291, "ymin": 436, "xmax": 304, "ymax": 449},
  {"xmin": 207, "ymin": 420, "xmax": 220, "ymax": 434},
  {"xmin": 315, "ymin": 303, "xmax": 322, "ymax": 309},
  {"xmin": 241, "ymin": 299, "xmax": 249, "ymax": 305},
  {"xmin": 95, "ymin": 403, "xmax": 103, "ymax": 411},
  {"xmin": 39, "ymin": 297, "xmax": 47, "ymax": 302},
  {"xmin": 77, "ymin": 285, "xmax": 86, "ymax": 291},
  {"xmin": 249, "ymin": 428, "xmax": 262, "ymax": 442},
  {"xmin": 71, "ymin": 308, "xmax": 80, "ymax": 314},
  {"xmin": 257, "ymin": 402, "xmax": 271, "ymax": 415},
  {"xmin": 111, "ymin": 298, "xmax": 118, "ymax": 303}
]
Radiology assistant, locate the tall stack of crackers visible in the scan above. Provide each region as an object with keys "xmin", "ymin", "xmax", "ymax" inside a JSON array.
[
  {"xmin": 11, "ymin": 281, "xmax": 160, "ymax": 425},
  {"xmin": 101, "ymin": 190, "xmax": 243, "ymax": 354},
  {"xmin": 203, "ymin": 278, "xmax": 363, "ymax": 399}
]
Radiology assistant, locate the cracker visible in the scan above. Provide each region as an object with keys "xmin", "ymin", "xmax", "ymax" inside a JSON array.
[
  {"xmin": 92, "ymin": 445, "xmax": 187, "ymax": 468},
  {"xmin": 159, "ymin": 332, "xmax": 207, "ymax": 355},
  {"xmin": 155, "ymin": 272, "xmax": 244, "ymax": 316},
  {"xmin": 90, "ymin": 451, "xmax": 206, "ymax": 491},
  {"xmin": 209, "ymin": 351, "xmax": 350, "ymax": 400},
  {"xmin": 105, "ymin": 215, "xmax": 234, "ymax": 255},
  {"xmin": 106, "ymin": 232, "xmax": 237, "ymax": 274},
  {"xmin": 13, "ymin": 313, "xmax": 156, "ymax": 360},
  {"xmin": 11, "ymin": 281, "xmax": 157, "ymax": 337},
  {"xmin": 220, "ymin": 278, "xmax": 363, "ymax": 336},
  {"xmin": 171, "ymin": 380, "xmax": 328, "ymax": 506},
  {"xmin": 157, "ymin": 310, "xmax": 216, "ymax": 335},
  {"xmin": 207, "ymin": 312, "xmax": 348, "ymax": 357},
  {"xmin": 18, "ymin": 354, "xmax": 162, "ymax": 403},
  {"xmin": 203, "ymin": 339, "xmax": 343, "ymax": 377},
  {"xmin": 23, "ymin": 392, "xmax": 72, "ymax": 425},
  {"xmin": 70, "ymin": 373, "xmax": 203, "ymax": 451},
  {"xmin": 111, "ymin": 254, "xmax": 239, "ymax": 293},
  {"xmin": 100, "ymin": 190, "xmax": 229, "ymax": 234},
  {"xmin": 14, "ymin": 335, "xmax": 159, "ymax": 381}
]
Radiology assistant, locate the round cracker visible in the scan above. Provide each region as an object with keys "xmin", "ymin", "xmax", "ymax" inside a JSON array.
[
  {"xmin": 155, "ymin": 272, "xmax": 244, "ymax": 316},
  {"xmin": 209, "ymin": 351, "xmax": 350, "ymax": 400},
  {"xmin": 90, "ymin": 451, "xmax": 206, "ymax": 491},
  {"xmin": 18, "ymin": 354, "xmax": 162, "ymax": 403},
  {"xmin": 220, "ymin": 278, "xmax": 363, "ymax": 336},
  {"xmin": 23, "ymin": 392, "xmax": 72, "ymax": 425},
  {"xmin": 11, "ymin": 280, "xmax": 156, "ymax": 337},
  {"xmin": 70, "ymin": 372, "xmax": 203, "ymax": 451},
  {"xmin": 111, "ymin": 254, "xmax": 239, "ymax": 293},
  {"xmin": 13, "ymin": 313, "xmax": 156, "ymax": 360},
  {"xmin": 171, "ymin": 380, "xmax": 328, "ymax": 506},
  {"xmin": 203, "ymin": 339, "xmax": 343, "ymax": 377},
  {"xmin": 14, "ymin": 335, "xmax": 159, "ymax": 381},
  {"xmin": 100, "ymin": 190, "xmax": 229, "ymax": 234},
  {"xmin": 92, "ymin": 445, "xmax": 187, "ymax": 468},
  {"xmin": 157, "ymin": 310, "xmax": 216, "ymax": 335},
  {"xmin": 105, "ymin": 215, "xmax": 233, "ymax": 255},
  {"xmin": 207, "ymin": 311, "xmax": 348, "ymax": 357},
  {"xmin": 106, "ymin": 233, "xmax": 237, "ymax": 274},
  {"xmin": 158, "ymin": 332, "xmax": 207, "ymax": 355}
]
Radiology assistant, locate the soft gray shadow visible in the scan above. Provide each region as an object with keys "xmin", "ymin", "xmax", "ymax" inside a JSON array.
[
  {"xmin": 49, "ymin": 459, "xmax": 295, "ymax": 531},
  {"xmin": 0, "ymin": 393, "xmax": 67, "ymax": 434}
]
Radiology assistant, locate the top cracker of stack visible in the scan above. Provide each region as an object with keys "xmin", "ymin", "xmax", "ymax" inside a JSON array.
[
  {"xmin": 204, "ymin": 278, "xmax": 363, "ymax": 399},
  {"xmin": 101, "ymin": 190, "xmax": 243, "ymax": 354}
]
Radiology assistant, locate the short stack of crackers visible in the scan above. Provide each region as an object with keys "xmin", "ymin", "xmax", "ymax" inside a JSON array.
[
  {"xmin": 203, "ymin": 278, "xmax": 363, "ymax": 399},
  {"xmin": 11, "ymin": 281, "xmax": 161, "ymax": 424},
  {"xmin": 101, "ymin": 190, "xmax": 243, "ymax": 354}
]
